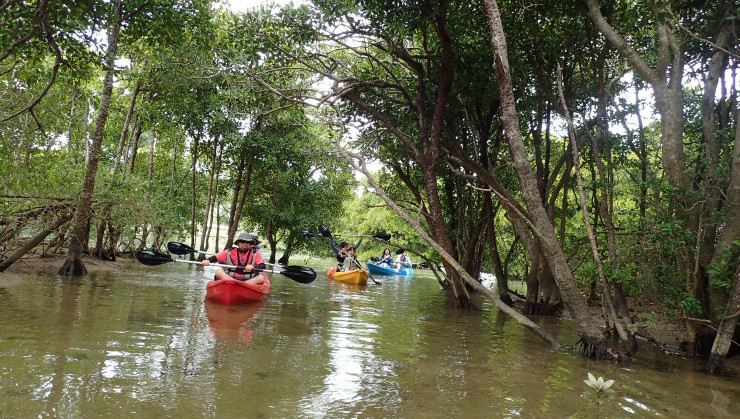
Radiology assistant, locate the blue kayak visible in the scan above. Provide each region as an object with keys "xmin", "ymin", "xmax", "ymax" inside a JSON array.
[{"xmin": 366, "ymin": 262, "xmax": 414, "ymax": 277}]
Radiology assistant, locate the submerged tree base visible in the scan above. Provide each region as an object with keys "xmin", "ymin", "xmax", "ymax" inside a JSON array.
[
  {"xmin": 522, "ymin": 301, "xmax": 563, "ymax": 316},
  {"xmin": 57, "ymin": 258, "xmax": 87, "ymax": 276},
  {"xmin": 575, "ymin": 335, "xmax": 630, "ymax": 361}
]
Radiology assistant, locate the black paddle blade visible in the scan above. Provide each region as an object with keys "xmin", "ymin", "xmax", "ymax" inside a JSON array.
[
  {"xmin": 136, "ymin": 250, "xmax": 174, "ymax": 266},
  {"xmin": 279, "ymin": 266, "xmax": 317, "ymax": 283},
  {"xmin": 373, "ymin": 233, "xmax": 392, "ymax": 241},
  {"xmin": 318, "ymin": 224, "xmax": 332, "ymax": 238},
  {"xmin": 167, "ymin": 241, "xmax": 196, "ymax": 255}
]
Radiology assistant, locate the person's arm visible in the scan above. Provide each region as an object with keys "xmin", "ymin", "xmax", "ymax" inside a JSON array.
[
  {"xmin": 329, "ymin": 238, "xmax": 339, "ymax": 254},
  {"xmin": 252, "ymin": 250, "xmax": 266, "ymax": 271},
  {"xmin": 354, "ymin": 237, "xmax": 363, "ymax": 250},
  {"xmin": 201, "ymin": 251, "xmax": 221, "ymax": 265}
]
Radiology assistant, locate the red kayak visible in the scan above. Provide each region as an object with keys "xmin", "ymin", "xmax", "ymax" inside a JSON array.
[{"xmin": 205, "ymin": 277, "xmax": 272, "ymax": 305}]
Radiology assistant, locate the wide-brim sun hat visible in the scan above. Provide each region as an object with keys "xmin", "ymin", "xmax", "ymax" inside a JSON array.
[{"xmin": 235, "ymin": 232, "xmax": 260, "ymax": 245}]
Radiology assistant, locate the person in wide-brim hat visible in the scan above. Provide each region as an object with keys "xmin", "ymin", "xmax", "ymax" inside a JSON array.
[
  {"xmin": 234, "ymin": 232, "xmax": 260, "ymax": 246},
  {"xmin": 201, "ymin": 232, "xmax": 266, "ymax": 284}
]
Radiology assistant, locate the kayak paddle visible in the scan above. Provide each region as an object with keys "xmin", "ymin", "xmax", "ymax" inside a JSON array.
[
  {"xmin": 167, "ymin": 241, "xmax": 207, "ymax": 256},
  {"xmin": 316, "ymin": 225, "xmax": 391, "ymax": 241},
  {"xmin": 135, "ymin": 250, "xmax": 317, "ymax": 284}
]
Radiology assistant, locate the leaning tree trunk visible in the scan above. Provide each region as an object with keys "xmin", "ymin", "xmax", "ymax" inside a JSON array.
[
  {"xmin": 0, "ymin": 211, "xmax": 72, "ymax": 272},
  {"xmin": 484, "ymin": 0, "xmax": 616, "ymax": 358},
  {"xmin": 340, "ymin": 144, "xmax": 565, "ymax": 349},
  {"xmin": 58, "ymin": 0, "xmax": 122, "ymax": 276}
]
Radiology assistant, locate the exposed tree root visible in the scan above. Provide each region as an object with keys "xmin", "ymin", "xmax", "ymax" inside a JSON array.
[
  {"xmin": 57, "ymin": 258, "xmax": 87, "ymax": 276},
  {"xmin": 575, "ymin": 335, "xmax": 632, "ymax": 362}
]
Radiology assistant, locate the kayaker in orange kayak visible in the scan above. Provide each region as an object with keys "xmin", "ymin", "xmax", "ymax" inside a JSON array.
[
  {"xmin": 343, "ymin": 246, "xmax": 363, "ymax": 270},
  {"xmin": 329, "ymin": 235, "xmax": 363, "ymax": 271},
  {"xmin": 201, "ymin": 232, "xmax": 267, "ymax": 284}
]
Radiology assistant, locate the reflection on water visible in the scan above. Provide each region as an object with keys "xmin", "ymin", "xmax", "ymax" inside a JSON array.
[
  {"xmin": 205, "ymin": 299, "xmax": 265, "ymax": 345},
  {"xmin": 0, "ymin": 261, "xmax": 738, "ymax": 418}
]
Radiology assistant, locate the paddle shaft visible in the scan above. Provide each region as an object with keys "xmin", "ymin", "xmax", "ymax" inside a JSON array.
[
  {"xmin": 176, "ymin": 259, "xmax": 232, "ymax": 269},
  {"xmin": 177, "ymin": 259, "xmax": 275, "ymax": 274},
  {"xmin": 365, "ymin": 270, "xmax": 382, "ymax": 285}
]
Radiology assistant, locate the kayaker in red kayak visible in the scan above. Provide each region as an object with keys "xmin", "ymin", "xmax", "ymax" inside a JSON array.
[{"xmin": 201, "ymin": 232, "xmax": 267, "ymax": 284}]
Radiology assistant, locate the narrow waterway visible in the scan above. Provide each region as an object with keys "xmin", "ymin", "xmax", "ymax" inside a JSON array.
[{"xmin": 0, "ymin": 259, "xmax": 737, "ymax": 418}]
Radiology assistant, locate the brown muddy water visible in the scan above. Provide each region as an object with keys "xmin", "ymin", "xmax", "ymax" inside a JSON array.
[{"xmin": 0, "ymin": 258, "xmax": 737, "ymax": 418}]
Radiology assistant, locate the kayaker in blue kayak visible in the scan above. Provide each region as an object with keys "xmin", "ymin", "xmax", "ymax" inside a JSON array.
[
  {"xmin": 378, "ymin": 248, "xmax": 393, "ymax": 268},
  {"xmin": 394, "ymin": 248, "xmax": 412, "ymax": 269}
]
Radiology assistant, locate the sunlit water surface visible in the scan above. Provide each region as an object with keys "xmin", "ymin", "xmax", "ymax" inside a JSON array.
[{"xmin": 1, "ymin": 259, "xmax": 737, "ymax": 418}]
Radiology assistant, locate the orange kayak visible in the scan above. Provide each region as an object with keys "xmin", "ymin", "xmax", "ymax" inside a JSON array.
[
  {"xmin": 205, "ymin": 277, "xmax": 271, "ymax": 305},
  {"xmin": 327, "ymin": 267, "xmax": 368, "ymax": 285}
]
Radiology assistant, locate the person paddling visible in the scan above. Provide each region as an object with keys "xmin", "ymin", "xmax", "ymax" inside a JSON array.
[
  {"xmin": 342, "ymin": 246, "xmax": 362, "ymax": 271},
  {"xmin": 394, "ymin": 248, "xmax": 411, "ymax": 269},
  {"xmin": 378, "ymin": 248, "xmax": 393, "ymax": 268},
  {"xmin": 329, "ymin": 235, "xmax": 363, "ymax": 271},
  {"xmin": 202, "ymin": 232, "xmax": 267, "ymax": 284}
]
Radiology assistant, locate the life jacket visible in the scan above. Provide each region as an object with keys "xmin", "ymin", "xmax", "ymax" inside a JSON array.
[
  {"xmin": 345, "ymin": 256, "xmax": 361, "ymax": 270},
  {"xmin": 336, "ymin": 250, "xmax": 348, "ymax": 271},
  {"xmin": 396, "ymin": 254, "xmax": 410, "ymax": 267},
  {"xmin": 225, "ymin": 248, "xmax": 258, "ymax": 279}
]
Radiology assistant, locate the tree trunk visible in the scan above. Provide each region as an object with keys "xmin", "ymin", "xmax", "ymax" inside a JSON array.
[
  {"xmin": 127, "ymin": 116, "xmax": 142, "ymax": 172},
  {"xmin": 189, "ymin": 131, "xmax": 200, "ymax": 259},
  {"xmin": 266, "ymin": 220, "xmax": 277, "ymax": 264},
  {"xmin": 485, "ymin": 196, "xmax": 511, "ymax": 305},
  {"xmin": 585, "ymin": 0, "xmax": 705, "ymax": 355},
  {"xmin": 484, "ymin": 0, "xmax": 614, "ymax": 358},
  {"xmin": 278, "ymin": 232, "xmax": 296, "ymax": 265},
  {"xmin": 203, "ymin": 141, "xmax": 223, "ymax": 255},
  {"xmin": 707, "ymin": 264, "xmax": 740, "ymax": 375},
  {"xmin": 704, "ymin": 19, "xmax": 736, "ymax": 320},
  {"xmin": 113, "ymin": 77, "xmax": 140, "ymax": 174},
  {"xmin": 558, "ymin": 64, "xmax": 633, "ymax": 350},
  {"xmin": 58, "ymin": 0, "xmax": 122, "ymax": 276},
  {"xmin": 226, "ymin": 155, "xmax": 254, "ymax": 247},
  {"xmin": 0, "ymin": 211, "xmax": 72, "ymax": 272},
  {"xmin": 199, "ymin": 135, "xmax": 219, "ymax": 254}
]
